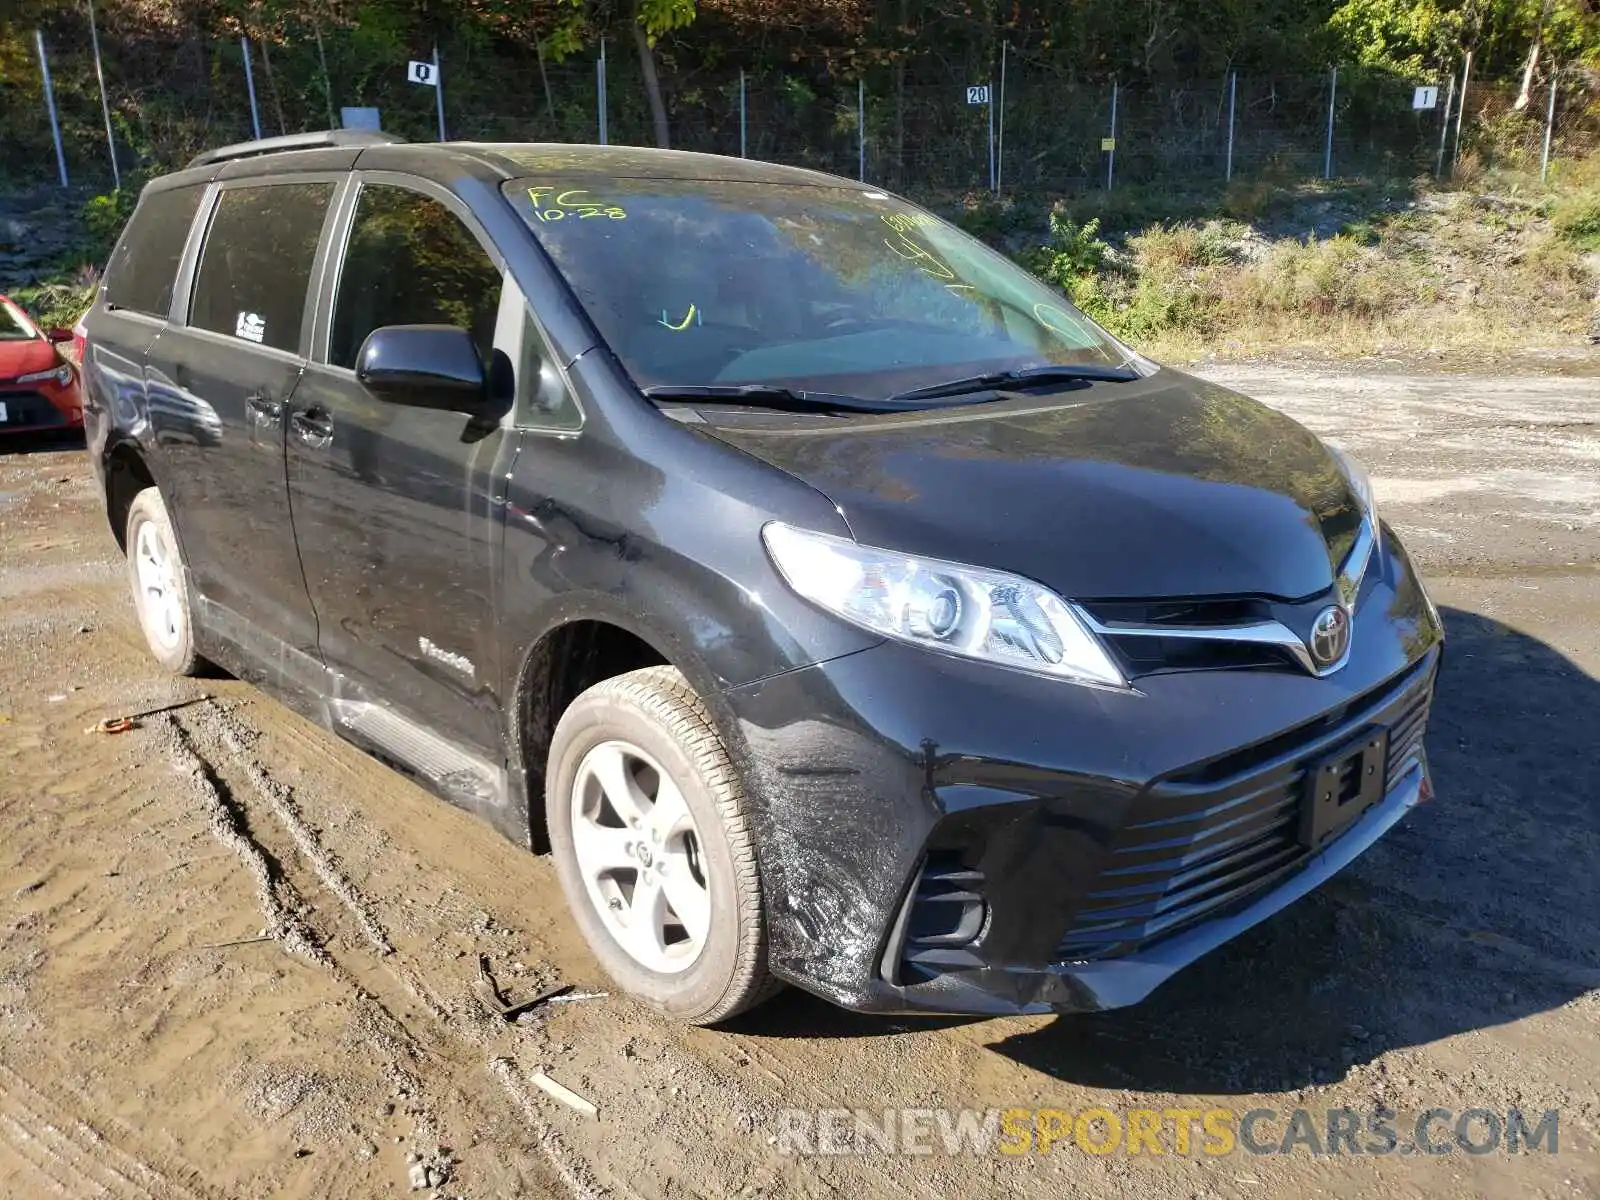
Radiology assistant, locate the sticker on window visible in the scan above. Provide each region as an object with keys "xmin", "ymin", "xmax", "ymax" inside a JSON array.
[{"xmin": 235, "ymin": 311, "xmax": 266, "ymax": 343}]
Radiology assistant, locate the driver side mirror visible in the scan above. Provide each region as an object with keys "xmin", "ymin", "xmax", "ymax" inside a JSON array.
[
  {"xmin": 355, "ymin": 324, "xmax": 492, "ymax": 416},
  {"xmin": 46, "ymin": 328, "xmax": 73, "ymax": 343}
]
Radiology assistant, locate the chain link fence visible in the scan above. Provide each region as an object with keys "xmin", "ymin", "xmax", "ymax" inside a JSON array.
[{"xmin": 5, "ymin": 10, "xmax": 1598, "ymax": 199}]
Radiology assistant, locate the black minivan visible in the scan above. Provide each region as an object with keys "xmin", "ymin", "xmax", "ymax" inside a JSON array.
[{"xmin": 83, "ymin": 131, "xmax": 1442, "ymax": 1024}]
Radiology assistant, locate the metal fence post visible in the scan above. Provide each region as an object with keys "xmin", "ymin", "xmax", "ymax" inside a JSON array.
[
  {"xmin": 86, "ymin": 0, "xmax": 119, "ymax": 188},
  {"xmin": 997, "ymin": 42, "xmax": 1007, "ymax": 192},
  {"xmin": 1452, "ymin": 50, "xmax": 1472, "ymax": 170},
  {"xmin": 1225, "ymin": 71, "xmax": 1236, "ymax": 181},
  {"xmin": 431, "ymin": 45, "xmax": 446, "ymax": 140},
  {"xmin": 858, "ymin": 79, "xmax": 865, "ymax": 182},
  {"xmin": 1323, "ymin": 66, "xmax": 1337, "ymax": 179},
  {"xmin": 1435, "ymin": 72, "xmax": 1456, "ymax": 178},
  {"xmin": 1106, "ymin": 80, "xmax": 1118, "ymax": 191},
  {"xmin": 241, "ymin": 37, "xmax": 262, "ymax": 140},
  {"xmin": 597, "ymin": 41, "xmax": 608, "ymax": 145},
  {"xmin": 987, "ymin": 79, "xmax": 996, "ymax": 191},
  {"xmin": 314, "ymin": 24, "xmax": 336, "ymax": 128},
  {"xmin": 1540, "ymin": 68, "xmax": 1558, "ymax": 181},
  {"xmin": 34, "ymin": 30, "xmax": 68, "ymax": 187},
  {"xmin": 739, "ymin": 68, "xmax": 747, "ymax": 158}
]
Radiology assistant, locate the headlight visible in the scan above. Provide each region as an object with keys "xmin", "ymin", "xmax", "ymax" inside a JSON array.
[
  {"xmin": 1331, "ymin": 447, "xmax": 1382, "ymax": 606},
  {"xmin": 17, "ymin": 364, "xmax": 73, "ymax": 387},
  {"xmin": 1332, "ymin": 447, "xmax": 1378, "ymax": 538},
  {"xmin": 762, "ymin": 523, "xmax": 1127, "ymax": 689}
]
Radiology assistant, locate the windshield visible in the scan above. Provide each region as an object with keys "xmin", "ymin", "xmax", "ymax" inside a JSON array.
[
  {"xmin": 0, "ymin": 301, "xmax": 39, "ymax": 342},
  {"xmin": 507, "ymin": 178, "xmax": 1139, "ymax": 402}
]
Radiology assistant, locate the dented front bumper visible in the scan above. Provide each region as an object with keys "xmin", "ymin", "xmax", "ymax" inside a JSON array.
[{"xmin": 722, "ymin": 542, "xmax": 1442, "ymax": 1018}]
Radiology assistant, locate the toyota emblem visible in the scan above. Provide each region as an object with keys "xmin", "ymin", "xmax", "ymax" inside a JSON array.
[{"xmin": 1309, "ymin": 605, "xmax": 1351, "ymax": 668}]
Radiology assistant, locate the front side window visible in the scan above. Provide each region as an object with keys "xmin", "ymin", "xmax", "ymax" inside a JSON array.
[
  {"xmin": 506, "ymin": 178, "xmax": 1134, "ymax": 402},
  {"xmin": 189, "ymin": 182, "xmax": 333, "ymax": 353},
  {"xmin": 0, "ymin": 299, "xmax": 39, "ymax": 342},
  {"xmin": 329, "ymin": 184, "xmax": 502, "ymax": 370},
  {"xmin": 104, "ymin": 184, "xmax": 204, "ymax": 318}
]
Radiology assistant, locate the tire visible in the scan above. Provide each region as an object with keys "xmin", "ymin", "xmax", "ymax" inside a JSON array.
[
  {"xmin": 546, "ymin": 666, "xmax": 780, "ymax": 1024},
  {"xmin": 124, "ymin": 486, "xmax": 202, "ymax": 676}
]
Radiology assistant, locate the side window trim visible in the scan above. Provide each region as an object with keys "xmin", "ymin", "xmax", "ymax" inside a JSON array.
[
  {"xmin": 311, "ymin": 171, "xmax": 507, "ymax": 370},
  {"xmin": 505, "ymin": 278, "xmax": 584, "ymax": 435},
  {"xmin": 180, "ymin": 174, "xmax": 344, "ymax": 359},
  {"xmin": 167, "ymin": 181, "xmax": 221, "ymax": 327}
]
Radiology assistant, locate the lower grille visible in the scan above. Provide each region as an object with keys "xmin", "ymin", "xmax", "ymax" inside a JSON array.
[
  {"xmin": 0, "ymin": 390, "xmax": 70, "ymax": 430},
  {"xmin": 893, "ymin": 853, "xmax": 987, "ymax": 983},
  {"xmin": 1056, "ymin": 656, "xmax": 1436, "ymax": 962}
]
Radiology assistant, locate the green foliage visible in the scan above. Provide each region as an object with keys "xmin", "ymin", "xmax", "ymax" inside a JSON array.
[
  {"xmin": 1329, "ymin": 0, "xmax": 1460, "ymax": 72},
  {"xmin": 1551, "ymin": 190, "xmax": 1600, "ymax": 250},
  {"xmin": 10, "ymin": 274, "xmax": 97, "ymax": 331},
  {"xmin": 81, "ymin": 185, "xmax": 140, "ymax": 260},
  {"xmin": 1027, "ymin": 212, "xmax": 1111, "ymax": 285},
  {"xmin": 638, "ymin": 0, "xmax": 697, "ymax": 39}
]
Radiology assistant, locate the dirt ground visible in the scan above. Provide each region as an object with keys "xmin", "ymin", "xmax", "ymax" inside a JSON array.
[{"xmin": 0, "ymin": 357, "xmax": 1596, "ymax": 1200}]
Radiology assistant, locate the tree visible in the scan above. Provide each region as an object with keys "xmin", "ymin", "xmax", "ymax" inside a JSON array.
[{"xmin": 633, "ymin": 0, "xmax": 694, "ymax": 148}]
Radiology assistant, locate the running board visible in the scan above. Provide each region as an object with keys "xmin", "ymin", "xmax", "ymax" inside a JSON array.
[{"xmin": 329, "ymin": 699, "xmax": 506, "ymax": 813}]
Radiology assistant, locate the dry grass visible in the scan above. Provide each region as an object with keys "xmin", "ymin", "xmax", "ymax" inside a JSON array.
[{"xmin": 1029, "ymin": 170, "xmax": 1600, "ymax": 363}]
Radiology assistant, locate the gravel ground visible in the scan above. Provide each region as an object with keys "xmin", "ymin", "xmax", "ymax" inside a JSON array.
[{"xmin": 0, "ymin": 358, "xmax": 1595, "ymax": 1199}]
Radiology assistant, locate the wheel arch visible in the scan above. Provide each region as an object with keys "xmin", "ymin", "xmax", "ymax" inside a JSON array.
[
  {"xmin": 508, "ymin": 603, "xmax": 742, "ymax": 850},
  {"xmin": 103, "ymin": 438, "xmax": 158, "ymax": 552}
]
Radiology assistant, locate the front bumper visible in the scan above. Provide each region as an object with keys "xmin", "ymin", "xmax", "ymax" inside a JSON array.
[
  {"xmin": 722, "ymin": 537, "xmax": 1442, "ymax": 1016},
  {"xmin": 0, "ymin": 382, "xmax": 84, "ymax": 434}
]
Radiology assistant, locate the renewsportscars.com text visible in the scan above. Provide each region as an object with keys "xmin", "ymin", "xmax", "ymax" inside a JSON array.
[{"xmin": 773, "ymin": 1106, "xmax": 1560, "ymax": 1158}]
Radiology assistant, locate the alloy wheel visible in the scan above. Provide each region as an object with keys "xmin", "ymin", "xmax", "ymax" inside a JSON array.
[{"xmin": 569, "ymin": 739, "xmax": 712, "ymax": 974}]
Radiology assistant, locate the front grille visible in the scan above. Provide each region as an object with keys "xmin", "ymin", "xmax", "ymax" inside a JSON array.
[
  {"xmin": 1085, "ymin": 596, "xmax": 1292, "ymax": 675},
  {"xmin": 0, "ymin": 389, "xmax": 69, "ymax": 430},
  {"xmin": 1055, "ymin": 655, "xmax": 1436, "ymax": 962}
]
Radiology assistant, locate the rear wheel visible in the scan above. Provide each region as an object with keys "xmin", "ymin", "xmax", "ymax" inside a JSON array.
[
  {"xmin": 546, "ymin": 666, "xmax": 778, "ymax": 1024},
  {"xmin": 125, "ymin": 487, "xmax": 201, "ymax": 676}
]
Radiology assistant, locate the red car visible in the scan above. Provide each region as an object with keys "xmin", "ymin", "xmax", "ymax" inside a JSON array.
[{"xmin": 0, "ymin": 295, "xmax": 84, "ymax": 435}]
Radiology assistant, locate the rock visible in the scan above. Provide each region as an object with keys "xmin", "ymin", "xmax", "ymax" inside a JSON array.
[
  {"xmin": 408, "ymin": 1162, "xmax": 431, "ymax": 1189},
  {"xmin": 1348, "ymin": 1024, "xmax": 1371, "ymax": 1041}
]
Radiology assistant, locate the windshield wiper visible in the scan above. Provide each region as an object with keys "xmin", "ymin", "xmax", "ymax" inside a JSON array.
[
  {"xmin": 887, "ymin": 363, "xmax": 1139, "ymax": 404},
  {"xmin": 642, "ymin": 384, "xmax": 915, "ymax": 415}
]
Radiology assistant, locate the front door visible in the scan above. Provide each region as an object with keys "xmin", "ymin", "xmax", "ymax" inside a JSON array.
[
  {"xmin": 144, "ymin": 179, "xmax": 334, "ymax": 657},
  {"xmin": 286, "ymin": 177, "xmax": 512, "ymax": 757}
]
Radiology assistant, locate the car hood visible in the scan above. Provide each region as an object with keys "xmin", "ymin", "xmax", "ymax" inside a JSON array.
[
  {"xmin": 0, "ymin": 338, "xmax": 55, "ymax": 382},
  {"xmin": 696, "ymin": 369, "xmax": 1366, "ymax": 601}
]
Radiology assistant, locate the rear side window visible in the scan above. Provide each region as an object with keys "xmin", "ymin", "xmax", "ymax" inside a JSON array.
[
  {"xmin": 189, "ymin": 182, "xmax": 333, "ymax": 353},
  {"xmin": 102, "ymin": 185, "xmax": 203, "ymax": 318},
  {"xmin": 329, "ymin": 184, "xmax": 502, "ymax": 369}
]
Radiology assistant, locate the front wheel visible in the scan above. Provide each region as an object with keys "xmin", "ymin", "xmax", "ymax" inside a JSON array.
[{"xmin": 545, "ymin": 666, "xmax": 779, "ymax": 1024}]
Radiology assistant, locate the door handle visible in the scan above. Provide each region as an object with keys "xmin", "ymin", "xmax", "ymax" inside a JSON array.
[
  {"xmin": 246, "ymin": 393, "xmax": 282, "ymax": 427},
  {"xmin": 290, "ymin": 406, "xmax": 334, "ymax": 449}
]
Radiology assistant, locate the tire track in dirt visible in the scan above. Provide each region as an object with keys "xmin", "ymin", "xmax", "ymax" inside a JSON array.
[
  {"xmin": 0, "ymin": 1062, "xmax": 215, "ymax": 1200},
  {"xmin": 181, "ymin": 700, "xmax": 601, "ymax": 1198},
  {"xmin": 156, "ymin": 710, "xmax": 462, "ymax": 1184},
  {"xmin": 155, "ymin": 713, "xmax": 330, "ymax": 969}
]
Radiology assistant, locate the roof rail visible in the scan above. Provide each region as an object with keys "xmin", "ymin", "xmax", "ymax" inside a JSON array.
[{"xmin": 188, "ymin": 130, "xmax": 406, "ymax": 169}]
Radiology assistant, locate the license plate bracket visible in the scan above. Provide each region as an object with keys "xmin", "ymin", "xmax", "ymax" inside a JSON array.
[{"xmin": 1299, "ymin": 728, "xmax": 1389, "ymax": 849}]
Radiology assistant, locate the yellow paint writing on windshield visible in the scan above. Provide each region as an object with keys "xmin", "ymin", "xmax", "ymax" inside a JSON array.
[
  {"xmin": 879, "ymin": 214, "xmax": 973, "ymax": 299},
  {"xmin": 658, "ymin": 304, "xmax": 700, "ymax": 332},
  {"xmin": 880, "ymin": 212, "xmax": 940, "ymax": 235},
  {"xmin": 883, "ymin": 234, "xmax": 957, "ymax": 282},
  {"xmin": 527, "ymin": 186, "xmax": 627, "ymax": 222},
  {"xmin": 1032, "ymin": 302, "xmax": 1093, "ymax": 344}
]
